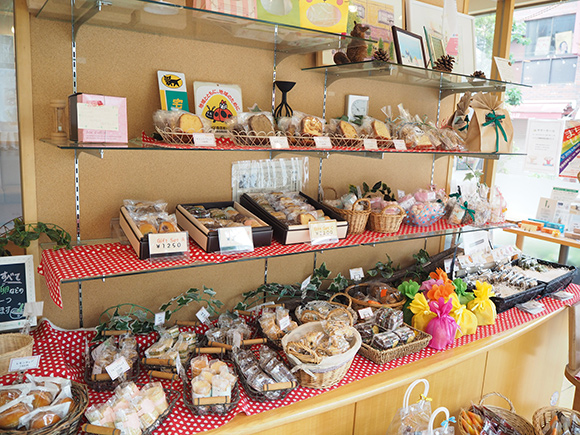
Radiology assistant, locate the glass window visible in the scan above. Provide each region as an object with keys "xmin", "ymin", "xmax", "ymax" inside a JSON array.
[
  {"xmin": 522, "ymin": 59, "xmax": 551, "ymax": 84},
  {"xmin": 550, "ymin": 56, "xmax": 578, "ymax": 83},
  {"xmin": 525, "ymin": 14, "xmax": 576, "ymax": 58},
  {"xmin": 0, "ymin": 2, "xmax": 22, "ymax": 229}
]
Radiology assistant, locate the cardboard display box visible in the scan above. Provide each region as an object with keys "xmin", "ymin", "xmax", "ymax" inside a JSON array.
[
  {"xmin": 176, "ymin": 201, "xmax": 273, "ymax": 252},
  {"xmin": 240, "ymin": 192, "xmax": 348, "ymax": 244},
  {"xmin": 69, "ymin": 93, "xmax": 128, "ymax": 143}
]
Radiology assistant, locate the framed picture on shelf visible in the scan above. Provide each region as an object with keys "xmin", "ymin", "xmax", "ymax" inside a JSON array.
[
  {"xmin": 392, "ymin": 27, "xmax": 427, "ymax": 68},
  {"xmin": 423, "ymin": 27, "xmax": 446, "ymax": 68}
]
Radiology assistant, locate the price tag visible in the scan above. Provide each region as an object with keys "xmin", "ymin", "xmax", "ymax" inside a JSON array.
[
  {"xmin": 358, "ymin": 307, "xmax": 374, "ymax": 319},
  {"xmin": 105, "ymin": 357, "xmax": 130, "ymax": 381},
  {"xmin": 23, "ymin": 302, "xmax": 44, "ymax": 318},
  {"xmin": 9, "ymin": 355, "xmax": 40, "ymax": 372},
  {"xmin": 397, "ymin": 190, "xmax": 406, "ymax": 200},
  {"xmin": 444, "ymin": 258, "xmax": 453, "ymax": 274},
  {"xmin": 217, "ymin": 226, "xmax": 254, "ymax": 254},
  {"xmin": 196, "ymin": 307, "xmax": 210, "ymax": 324},
  {"xmin": 232, "ymin": 331, "xmax": 242, "ymax": 348},
  {"xmin": 314, "ymin": 136, "xmax": 332, "ymax": 149},
  {"xmin": 154, "ymin": 312, "xmax": 166, "ymax": 326},
  {"xmin": 349, "ymin": 267, "xmax": 364, "ymax": 282},
  {"xmin": 148, "ymin": 232, "xmax": 188, "ymax": 257},
  {"xmin": 175, "ymin": 353, "xmax": 183, "ymax": 376},
  {"xmin": 308, "ymin": 220, "xmax": 339, "ymax": 245},
  {"xmin": 363, "ymin": 138, "xmax": 378, "ymax": 150},
  {"xmin": 301, "ymin": 275, "xmax": 311, "ymax": 291},
  {"xmin": 269, "ymin": 136, "xmax": 289, "ymax": 149},
  {"xmin": 392, "ymin": 140, "xmax": 407, "ymax": 150},
  {"xmin": 278, "ymin": 315, "xmax": 291, "ymax": 330},
  {"xmin": 193, "ymin": 133, "xmax": 216, "ymax": 147}
]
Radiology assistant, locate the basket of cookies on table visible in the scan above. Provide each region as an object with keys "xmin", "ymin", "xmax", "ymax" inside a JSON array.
[
  {"xmin": 294, "ymin": 292, "xmax": 358, "ymax": 325},
  {"xmin": 153, "ymin": 109, "xmax": 212, "ymax": 145},
  {"xmin": 355, "ymin": 307, "xmax": 431, "ymax": 365},
  {"xmin": 203, "ymin": 312, "xmax": 267, "ymax": 356},
  {"xmin": 141, "ymin": 325, "xmax": 199, "ymax": 375},
  {"xmin": 0, "ymin": 375, "xmax": 88, "ymax": 434},
  {"xmin": 231, "ymin": 345, "xmax": 297, "ymax": 402},
  {"xmin": 281, "ymin": 317, "xmax": 362, "ymax": 389},
  {"xmin": 346, "ymin": 282, "xmax": 406, "ymax": 311},
  {"xmin": 321, "ymin": 188, "xmax": 372, "ymax": 235},
  {"xmin": 327, "ymin": 118, "xmax": 363, "ymax": 148},
  {"xmin": 359, "ymin": 116, "xmax": 394, "ymax": 148},
  {"xmin": 84, "ymin": 333, "xmax": 140, "ymax": 392},
  {"xmin": 277, "ymin": 111, "xmax": 326, "ymax": 147},
  {"xmin": 83, "ymin": 380, "xmax": 178, "ymax": 435},
  {"xmin": 226, "ymin": 111, "xmax": 284, "ymax": 147}
]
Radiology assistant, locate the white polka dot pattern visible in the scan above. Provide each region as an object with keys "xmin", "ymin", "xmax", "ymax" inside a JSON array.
[{"xmin": 1, "ymin": 284, "xmax": 578, "ymax": 434}]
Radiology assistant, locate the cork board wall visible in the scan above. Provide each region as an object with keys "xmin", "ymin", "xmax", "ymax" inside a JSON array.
[{"xmin": 29, "ymin": 16, "xmax": 456, "ymax": 328}]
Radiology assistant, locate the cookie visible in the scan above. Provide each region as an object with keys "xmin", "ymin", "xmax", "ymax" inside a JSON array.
[
  {"xmin": 249, "ymin": 114, "xmax": 274, "ymax": 136},
  {"xmin": 179, "ymin": 114, "xmax": 204, "ymax": 133},
  {"xmin": 301, "ymin": 116, "xmax": 323, "ymax": 136},
  {"xmin": 372, "ymin": 120, "xmax": 391, "ymax": 140},
  {"xmin": 338, "ymin": 120, "xmax": 358, "ymax": 138}
]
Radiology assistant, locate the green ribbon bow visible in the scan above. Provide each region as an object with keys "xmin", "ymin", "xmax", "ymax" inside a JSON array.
[
  {"xmin": 482, "ymin": 110, "xmax": 507, "ymax": 152},
  {"xmin": 460, "ymin": 201, "xmax": 475, "ymax": 221},
  {"xmin": 458, "ymin": 115, "xmax": 470, "ymax": 132},
  {"xmin": 449, "ymin": 192, "xmax": 461, "ymax": 199}
]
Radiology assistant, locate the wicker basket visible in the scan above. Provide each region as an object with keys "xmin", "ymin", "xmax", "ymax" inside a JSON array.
[
  {"xmin": 4, "ymin": 381, "xmax": 88, "ymax": 435},
  {"xmin": 458, "ymin": 392, "xmax": 536, "ymax": 435},
  {"xmin": 346, "ymin": 283, "xmax": 405, "ymax": 311},
  {"xmin": 322, "ymin": 188, "xmax": 371, "ymax": 235},
  {"xmin": 358, "ymin": 326, "xmax": 431, "ymax": 365},
  {"xmin": 295, "ymin": 292, "xmax": 358, "ymax": 324},
  {"xmin": 281, "ymin": 321, "xmax": 362, "ymax": 389},
  {"xmin": 532, "ymin": 406, "xmax": 580, "ymax": 435},
  {"xmin": 0, "ymin": 333, "xmax": 34, "ymax": 376},
  {"xmin": 367, "ymin": 204, "xmax": 406, "ymax": 233},
  {"xmin": 84, "ymin": 342, "xmax": 140, "ymax": 391}
]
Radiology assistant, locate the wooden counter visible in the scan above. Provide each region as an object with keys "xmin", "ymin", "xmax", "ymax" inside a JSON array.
[{"xmin": 209, "ymin": 307, "xmax": 569, "ymax": 435}]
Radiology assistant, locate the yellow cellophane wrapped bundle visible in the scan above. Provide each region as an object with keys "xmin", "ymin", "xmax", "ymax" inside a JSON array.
[
  {"xmin": 449, "ymin": 293, "xmax": 478, "ymax": 338},
  {"xmin": 467, "ymin": 281, "xmax": 497, "ymax": 326},
  {"xmin": 409, "ymin": 293, "xmax": 437, "ymax": 332}
]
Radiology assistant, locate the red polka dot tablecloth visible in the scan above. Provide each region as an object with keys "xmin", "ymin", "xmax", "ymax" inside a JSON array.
[
  {"xmin": 1, "ymin": 284, "xmax": 578, "ymax": 435},
  {"xmin": 39, "ymin": 221, "xmax": 471, "ymax": 309}
]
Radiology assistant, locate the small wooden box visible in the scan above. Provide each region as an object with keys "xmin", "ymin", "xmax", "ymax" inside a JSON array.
[{"xmin": 176, "ymin": 201, "xmax": 273, "ymax": 252}]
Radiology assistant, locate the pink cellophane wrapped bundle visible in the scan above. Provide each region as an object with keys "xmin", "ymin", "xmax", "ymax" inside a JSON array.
[{"xmin": 425, "ymin": 297, "xmax": 458, "ymax": 350}]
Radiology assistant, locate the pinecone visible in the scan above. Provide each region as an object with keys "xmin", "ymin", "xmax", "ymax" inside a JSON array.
[
  {"xmin": 471, "ymin": 70, "xmax": 486, "ymax": 78},
  {"xmin": 434, "ymin": 55, "xmax": 455, "ymax": 72},
  {"xmin": 373, "ymin": 48, "xmax": 390, "ymax": 62}
]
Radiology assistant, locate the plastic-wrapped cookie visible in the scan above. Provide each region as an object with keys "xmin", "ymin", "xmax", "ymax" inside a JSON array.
[
  {"xmin": 249, "ymin": 114, "xmax": 275, "ymax": 136},
  {"xmin": 372, "ymin": 120, "xmax": 391, "ymax": 140},
  {"xmin": 301, "ymin": 117, "xmax": 323, "ymax": 136},
  {"xmin": 179, "ymin": 113, "xmax": 204, "ymax": 133},
  {"xmin": 338, "ymin": 121, "xmax": 358, "ymax": 138}
]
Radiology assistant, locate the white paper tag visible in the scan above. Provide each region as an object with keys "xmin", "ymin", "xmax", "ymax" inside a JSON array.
[
  {"xmin": 23, "ymin": 302, "xmax": 44, "ymax": 318},
  {"xmin": 363, "ymin": 138, "xmax": 378, "ymax": 150},
  {"xmin": 269, "ymin": 136, "xmax": 289, "ymax": 149},
  {"xmin": 218, "ymin": 226, "xmax": 254, "ymax": 254},
  {"xmin": 77, "ymin": 103, "xmax": 119, "ymax": 131},
  {"xmin": 154, "ymin": 312, "xmax": 166, "ymax": 326},
  {"xmin": 308, "ymin": 220, "xmax": 339, "ymax": 245},
  {"xmin": 193, "ymin": 133, "xmax": 216, "ymax": 147},
  {"xmin": 278, "ymin": 315, "xmax": 291, "ymax": 330},
  {"xmin": 196, "ymin": 307, "xmax": 210, "ymax": 323},
  {"xmin": 105, "ymin": 357, "xmax": 130, "ymax": 381},
  {"xmin": 232, "ymin": 331, "xmax": 242, "ymax": 348},
  {"xmin": 314, "ymin": 136, "xmax": 332, "ymax": 149},
  {"xmin": 301, "ymin": 275, "xmax": 311, "ymax": 291},
  {"xmin": 358, "ymin": 307, "xmax": 374, "ymax": 319},
  {"xmin": 9, "ymin": 355, "xmax": 40, "ymax": 372},
  {"xmin": 175, "ymin": 353, "xmax": 183, "ymax": 375},
  {"xmin": 444, "ymin": 258, "xmax": 453, "ymax": 274},
  {"xmin": 349, "ymin": 267, "xmax": 364, "ymax": 282},
  {"xmin": 148, "ymin": 232, "xmax": 188, "ymax": 256},
  {"xmin": 397, "ymin": 190, "xmax": 406, "ymax": 200},
  {"xmin": 392, "ymin": 140, "xmax": 407, "ymax": 150},
  {"xmin": 551, "ymin": 291, "xmax": 574, "ymax": 301}
]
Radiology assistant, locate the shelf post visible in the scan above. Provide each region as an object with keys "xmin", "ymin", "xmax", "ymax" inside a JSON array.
[
  {"xmin": 322, "ymin": 68, "xmax": 328, "ymax": 119},
  {"xmin": 271, "ymin": 25, "xmax": 279, "ymax": 115}
]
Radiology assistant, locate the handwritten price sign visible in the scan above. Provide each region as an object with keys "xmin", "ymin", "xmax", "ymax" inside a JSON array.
[
  {"xmin": 308, "ymin": 220, "xmax": 339, "ymax": 245},
  {"xmin": 148, "ymin": 232, "xmax": 188, "ymax": 257}
]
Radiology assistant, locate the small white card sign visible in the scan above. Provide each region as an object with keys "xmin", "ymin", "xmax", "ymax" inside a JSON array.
[
  {"xmin": 392, "ymin": 140, "xmax": 407, "ymax": 150},
  {"xmin": 349, "ymin": 267, "xmax": 364, "ymax": 282},
  {"xmin": 493, "ymin": 57, "xmax": 515, "ymax": 83},
  {"xmin": 269, "ymin": 136, "xmax": 289, "ymax": 149},
  {"xmin": 196, "ymin": 307, "xmax": 211, "ymax": 323},
  {"xmin": 148, "ymin": 232, "xmax": 188, "ymax": 257},
  {"xmin": 105, "ymin": 357, "xmax": 130, "ymax": 381},
  {"xmin": 217, "ymin": 226, "xmax": 254, "ymax": 254},
  {"xmin": 9, "ymin": 355, "xmax": 40, "ymax": 372},
  {"xmin": 363, "ymin": 139, "xmax": 378, "ymax": 150},
  {"xmin": 23, "ymin": 302, "xmax": 44, "ymax": 318},
  {"xmin": 308, "ymin": 220, "xmax": 339, "ymax": 245},
  {"xmin": 77, "ymin": 103, "xmax": 119, "ymax": 131},
  {"xmin": 301, "ymin": 275, "xmax": 311, "ymax": 291},
  {"xmin": 278, "ymin": 315, "xmax": 291, "ymax": 330},
  {"xmin": 358, "ymin": 307, "xmax": 373, "ymax": 319},
  {"xmin": 154, "ymin": 312, "xmax": 166, "ymax": 326},
  {"xmin": 314, "ymin": 137, "xmax": 332, "ymax": 149},
  {"xmin": 193, "ymin": 133, "xmax": 216, "ymax": 147}
]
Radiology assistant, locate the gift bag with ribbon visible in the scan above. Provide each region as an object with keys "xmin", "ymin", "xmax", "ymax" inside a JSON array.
[
  {"xmin": 465, "ymin": 93, "xmax": 513, "ymax": 153},
  {"xmin": 449, "ymin": 293, "xmax": 478, "ymax": 339},
  {"xmin": 409, "ymin": 293, "xmax": 437, "ymax": 332},
  {"xmin": 420, "ymin": 407, "xmax": 455, "ymax": 435},
  {"xmin": 386, "ymin": 379, "xmax": 432, "ymax": 435},
  {"xmin": 425, "ymin": 297, "xmax": 458, "ymax": 350},
  {"xmin": 467, "ymin": 281, "xmax": 497, "ymax": 325}
]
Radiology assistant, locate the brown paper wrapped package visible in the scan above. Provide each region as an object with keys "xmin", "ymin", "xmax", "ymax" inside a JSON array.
[{"xmin": 465, "ymin": 93, "xmax": 514, "ymax": 153}]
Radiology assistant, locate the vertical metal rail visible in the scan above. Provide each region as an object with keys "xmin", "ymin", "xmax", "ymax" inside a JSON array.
[
  {"xmin": 322, "ymin": 68, "xmax": 328, "ymax": 119},
  {"xmin": 318, "ymin": 157, "xmax": 324, "ymax": 201},
  {"xmin": 430, "ymin": 154, "xmax": 436, "ymax": 186},
  {"xmin": 271, "ymin": 25, "xmax": 278, "ymax": 115},
  {"xmin": 436, "ymin": 73, "xmax": 443, "ymax": 125},
  {"xmin": 264, "ymin": 258, "xmax": 269, "ymax": 285}
]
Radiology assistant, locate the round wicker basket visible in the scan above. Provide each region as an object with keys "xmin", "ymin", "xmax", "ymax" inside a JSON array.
[
  {"xmin": 532, "ymin": 406, "xmax": 580, "ymax": 435},
  {"xmin": 0, "ymin": 333, "xmax": 34, "ymax": 376},
  {"xmin": 367, "ymin": 203, "xmax": 406, "ymax": 234},
  {"xmin": 345, "ymin": 283, "xmax": 405, "ymax": 311}
]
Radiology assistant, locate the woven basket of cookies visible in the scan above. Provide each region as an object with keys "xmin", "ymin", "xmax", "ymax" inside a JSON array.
[
  {"xmin": 278, "ymin": 111, "xmax": 326, "ymax": 147},
  {"xmin": 346, "ymin": 282, "xmax": 405, "ymax": 311},
  {"xmin": 281, "ymin": 319, "xmax": 362, "ymax": 389},
  {"xmin": 226, "ymin": 111, "xmax": 281, "ymax": 147},
  {"xmin": 322, "ymin": 188, "xmax": 371, "ymax": 235},
  {"xmin": 327, "ymin": 119, "xmax": 363, "ymax": 148},
  {"xmin": 153, "ymin": 110, "xmax": 212, "ymax": 145},
  {"xmin": 294, "ymin": 292, "xmax": 358, "ymax": 325}
]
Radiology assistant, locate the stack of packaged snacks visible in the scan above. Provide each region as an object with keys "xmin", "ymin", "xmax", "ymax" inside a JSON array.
[{"xmin": 123, "ymin": 199, "xmax": 179, "ymax": 236}]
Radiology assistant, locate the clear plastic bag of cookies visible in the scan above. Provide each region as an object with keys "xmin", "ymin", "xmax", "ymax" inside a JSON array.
[
  {"xmin": 278, "ymin": 111, "xmax": 325, "ymax": 146},
  {"xmin": 124, "ymin": 199, "xmax": 168, "ymax": 215},
  {"xmin": 19, "ymin": 402, "xmax": 72, "ymax": 430},
  {"xmin": 359, "ymin": 116, "xmax": 392, "ymax": 147},
  {"xmin": 226, "ymin": 112, "xmax": 276, "ymax": 136},
  {"xmin": 327, "ymin": 118, "xmax": 361, "ymax": 146}
]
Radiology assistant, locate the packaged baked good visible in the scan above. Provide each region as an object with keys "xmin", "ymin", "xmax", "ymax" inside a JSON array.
[
  {"xmin": 191, "ymin": 379, "xmax": 211, "ymax": 400},
  {"xmin": 328, "ymin": 118, "xmax": 361, "ymax": 146},
  {"xmin": 145, "ymin": 332, "xmax": 174, "ymax": 358},
  {"xmin": 141, "ymin": 382, "xmax": 168, "ymax": 415},
  {"xmin": 153, "ymin": 109, "xmax": 210, "ymax": 136},
  {"xmin": 393, "ymin": 326, "xmax": 416, "ymax": 344},
  {"xmin": 19, "ymin": 402, "xmax": 71, "ymax": 430},
  {"xmin": 371, "ymin": 330, "xmax": 400, "ymax": 350},
  {"xmin": 191, "ymin": 355, "xmax": 210, "ymax": 377},
  {"xmin": 0, "ymin": 394, "xmax": 33, "ymax": 429},
  {"xmin": 375, "ymin": 308, "xmax": 403, "ymax": 331},
  {"xmin": 211, "ymin": 375, "xmax": 231, "ymax": 397},
  {"xmin": 114, "ymin": 406, "xmax": 142, "ymax": 435},
  {"xmin": 360, "ymin": 116, "xmax": 392, "ymax": 146}
]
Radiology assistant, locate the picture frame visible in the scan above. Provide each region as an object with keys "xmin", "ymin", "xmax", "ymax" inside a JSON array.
[
  {"xmin": 392, "ymin": 26, "xmax": 427, "ymax": 68},
  {"xmin": 423, "ymin": 27, "xmax": 446, "ymax": 68}
]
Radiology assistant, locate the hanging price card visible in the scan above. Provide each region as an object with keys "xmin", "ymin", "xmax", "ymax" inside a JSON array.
[
  {"xmin": 193, "ymin": 133, "xmax": 216, "ymax": 147},
  {"xmin": 278, "ymin": 315, "xmax": 291, "ymax": 330},
  {"xmin": 358, "ymin": 307, "xmax": 373, "ymax": 319},
  {"xmin": 308, "ymin": 220, "xmax": 338, "ymax": 245},
  {"xmin": 9, "ymin": 355, "xmax": 40, "ymax": 372},
  {"xmin": 269, "ymin": 136, "xmax": 289, "ymax": 149},
  {"xmin": 301, "ymin": 275, "xmax": 311, "ymax": 291},
  {"xmin": 392, "ymin": 140, "xmax": 407, "ymax": 150},
  {"xmin": 155, "ymin": 312, "xmax": 166, "ymax": 326},
  {"xmin": 105, "ymin": 357, "xmax": 130, "ymax": 381},
  {"xmin": 314, "ymin": 137, "xmax": 332, "ymax": 149},
  {"xmin": 217, "ymin": 226, "xmax": 254, "ymax": 254},
  {"xmin": 196, "ymin": 307, "xmax": 210, "ymax": 323},
  {"xmin": 148, "ymin": 232, "xmax": 188, "ymax": 257},
  {"xmin": 363, "ymin": 139, "xmax": 378, "ymax": 150}
]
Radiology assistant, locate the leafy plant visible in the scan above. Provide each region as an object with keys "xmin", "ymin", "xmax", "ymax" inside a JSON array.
[
  {"xmin": 0, "ymin": 218, "xmax": 72, "ymax": 256},
  {"xmin": 349, "ymin": 181, "xmax": 396, "ymax": 202},
  {"xmin": 159, "ymin": 286, "xmax": 224, "ymax": 322},
  {"xmin": 505, "ymin": 87, "xmax": 523, "ymax": 107},
  {"xmin": 93, "ymin": 304, "xmax": 155, "ymax": 342},
  {"xmin": 460, "ymin": 157, "xmax": 485, "ymax": 186},
  {"xmin": 336, "ymin": 114, "xmax": 364, "ymax": 126},
  {"xmin": 366, "ymin": 254, "xmax": 399, "ymax": 280}
]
